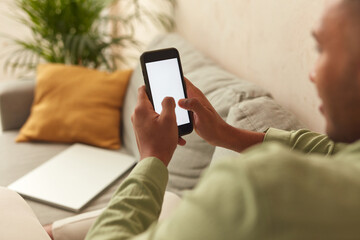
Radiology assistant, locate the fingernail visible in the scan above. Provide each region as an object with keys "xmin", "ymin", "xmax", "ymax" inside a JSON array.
[{"xmin": 164, "ymin": 97, "xmax": 175, "ymax": 106}]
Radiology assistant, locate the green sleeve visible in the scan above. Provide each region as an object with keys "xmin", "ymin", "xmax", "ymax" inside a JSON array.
[
  {"xmin": 85, "ymin": 157, "xmax": 168, "ymax": 240},
  {"xmin": 85, "ymin": 156, "xmax": 260, "ymax": 240},
  {"xmin": 264, "ymin": 128, "xmax": 346, "ymax": 155},
  {"xmin": 107, "ymin": 155, "xmax": 260, "ymax": 240},
  {"xmin": 86, "ymin": 142, "xmax": 360, "ymax": 239}
]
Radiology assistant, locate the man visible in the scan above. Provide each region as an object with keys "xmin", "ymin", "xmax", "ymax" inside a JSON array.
[{"xmin": 86, "ymin": 0, "xmax": 360, "ymax": 239}]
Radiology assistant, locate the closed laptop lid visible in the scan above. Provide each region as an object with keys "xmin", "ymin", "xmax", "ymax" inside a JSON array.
[{"xmin": 8, "ymin": 143, "xmax": 136, "ymax": 212}]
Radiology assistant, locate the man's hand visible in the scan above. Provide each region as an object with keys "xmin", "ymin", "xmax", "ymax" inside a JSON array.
[
  {"xmin": 131, "ymin": 86, "xmax": 183, "ymax": 166},
  {"xmin": 179, "ymin": 78, "xmax": 230, "ymax": 147},
  {"xmin": 179, "ymin": 78, "xmax": 265, "ymax": 152}
]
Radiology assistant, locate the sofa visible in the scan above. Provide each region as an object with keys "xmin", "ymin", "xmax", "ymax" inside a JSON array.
[{"xmin": 0, "ymin": 33, "xmax": 304, "ymax": 238}]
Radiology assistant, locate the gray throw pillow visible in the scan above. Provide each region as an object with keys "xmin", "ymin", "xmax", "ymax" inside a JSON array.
[{"xmin": 211, "ymin": 96, "xmax": 304, "ymax": 166}]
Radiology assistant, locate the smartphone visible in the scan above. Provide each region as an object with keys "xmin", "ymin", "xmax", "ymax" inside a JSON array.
[{"xmin": 140, "ymin": 48, "xmax": 193, "ymax": 136}]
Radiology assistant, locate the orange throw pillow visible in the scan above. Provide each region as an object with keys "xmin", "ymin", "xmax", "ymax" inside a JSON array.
[{"xmin": 16, "ymin": 64, "xmax": 132, "ymax": 149}]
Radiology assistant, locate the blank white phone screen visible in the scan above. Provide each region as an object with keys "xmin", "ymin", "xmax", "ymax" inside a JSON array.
[{"xmin": 146, "ymin": 58, "xmax": 190, "ymax": 126}]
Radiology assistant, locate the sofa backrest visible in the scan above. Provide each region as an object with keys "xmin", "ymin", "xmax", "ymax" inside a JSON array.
[{"xmin": 174, "ymin": 0, "xmax": 328, "ymax": 133}]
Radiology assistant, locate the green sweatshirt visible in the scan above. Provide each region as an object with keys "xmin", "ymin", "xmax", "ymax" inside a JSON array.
[{"xmin": 86, "ymin": 128, "xmax": 360, "ymax": 240}]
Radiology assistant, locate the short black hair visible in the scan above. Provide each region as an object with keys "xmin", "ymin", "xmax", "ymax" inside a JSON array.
[
  {"xmin": 342, "ymin": 0, "xmax": 360, "ymax": 55},
  {"xmin": 343, "ymin": 0, "xmax": 360, "ymax": 19}
]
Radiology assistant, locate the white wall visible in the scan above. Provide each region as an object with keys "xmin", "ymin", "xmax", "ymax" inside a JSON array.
[
  {"xmin": 0, "ymin": 0, "xmax": 32, "ymax": 81},
  {"xmin": 175, "ymin": 0, "xmax": 329, "ymax": 133},
  {"xmin": 0, "ymin": 0, "xmax": 330, "ymax": 132},
  {"xmin": 110, "ymin": 0, "xmax": 174, "ymax": 69}
]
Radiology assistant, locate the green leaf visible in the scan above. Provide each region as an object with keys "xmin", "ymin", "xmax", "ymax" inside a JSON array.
[{"xmin": 2, "ymin": 0, "xmax": 175, "ymax": 75}]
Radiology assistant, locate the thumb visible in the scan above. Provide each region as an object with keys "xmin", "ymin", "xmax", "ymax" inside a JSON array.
[
  {"xmin": 179, "ymin": 98, "xmax": 205, "ymax": 114},
  {"xmin": 160, "ymin": 97, "xmax": 176, "ymax": 121}
]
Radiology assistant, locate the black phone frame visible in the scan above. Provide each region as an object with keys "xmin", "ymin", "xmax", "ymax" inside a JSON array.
[{"xmin": 140, "ymin": 47, "xmax": 193, "ymax": 136}]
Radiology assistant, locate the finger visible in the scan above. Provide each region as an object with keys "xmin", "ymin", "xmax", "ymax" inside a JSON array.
[
  {"xmin": 159, "ymin": 97, "xmax": 176, "ymax": 121},
  {"xmin": 184, "ymin": 77, "xmax": 201, "ymax": 97},
  {"xmin": 137, "ymin": 85, "xmax": 147, "ymax": 100},
  {"xmin": 178, "ymin": 98, "xmax": 205, "ymax": 114},
  {"xmin": 134, "ymin": 86, "xmax": 157, "ymax": 121},
  {"xmin": 184, "ymin": 77, "xmax": 194, "ymax": 95},
  {"xmin": 137, "ymin": 86, "xmax": 152, "ymax": 107},
  {"xmin": 178, "ymin": 137, "xmax": 186, "ymax": 146}
]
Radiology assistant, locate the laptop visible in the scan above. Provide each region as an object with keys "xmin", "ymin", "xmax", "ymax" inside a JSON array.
[{"xmin": 8, "ymin": 143, "xmax": 137, "ymax": 212}]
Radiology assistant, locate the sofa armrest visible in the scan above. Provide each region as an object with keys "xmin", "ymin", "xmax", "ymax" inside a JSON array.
[
  {"xmin": 52, "ymin": 209, "xmax": 104, "ymax": 240},
  {"xmin": 0, "ymin": 187, "xmax": 51, "ymax": 240},
  {"xmin": 0, "ymin": 80, "xmax": 35, "ymax": 131}
]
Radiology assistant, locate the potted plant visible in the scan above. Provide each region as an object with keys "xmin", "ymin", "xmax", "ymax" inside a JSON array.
[{"xmin": 3, "ymin": 0, "xmax": 175, "ymax": 74}]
